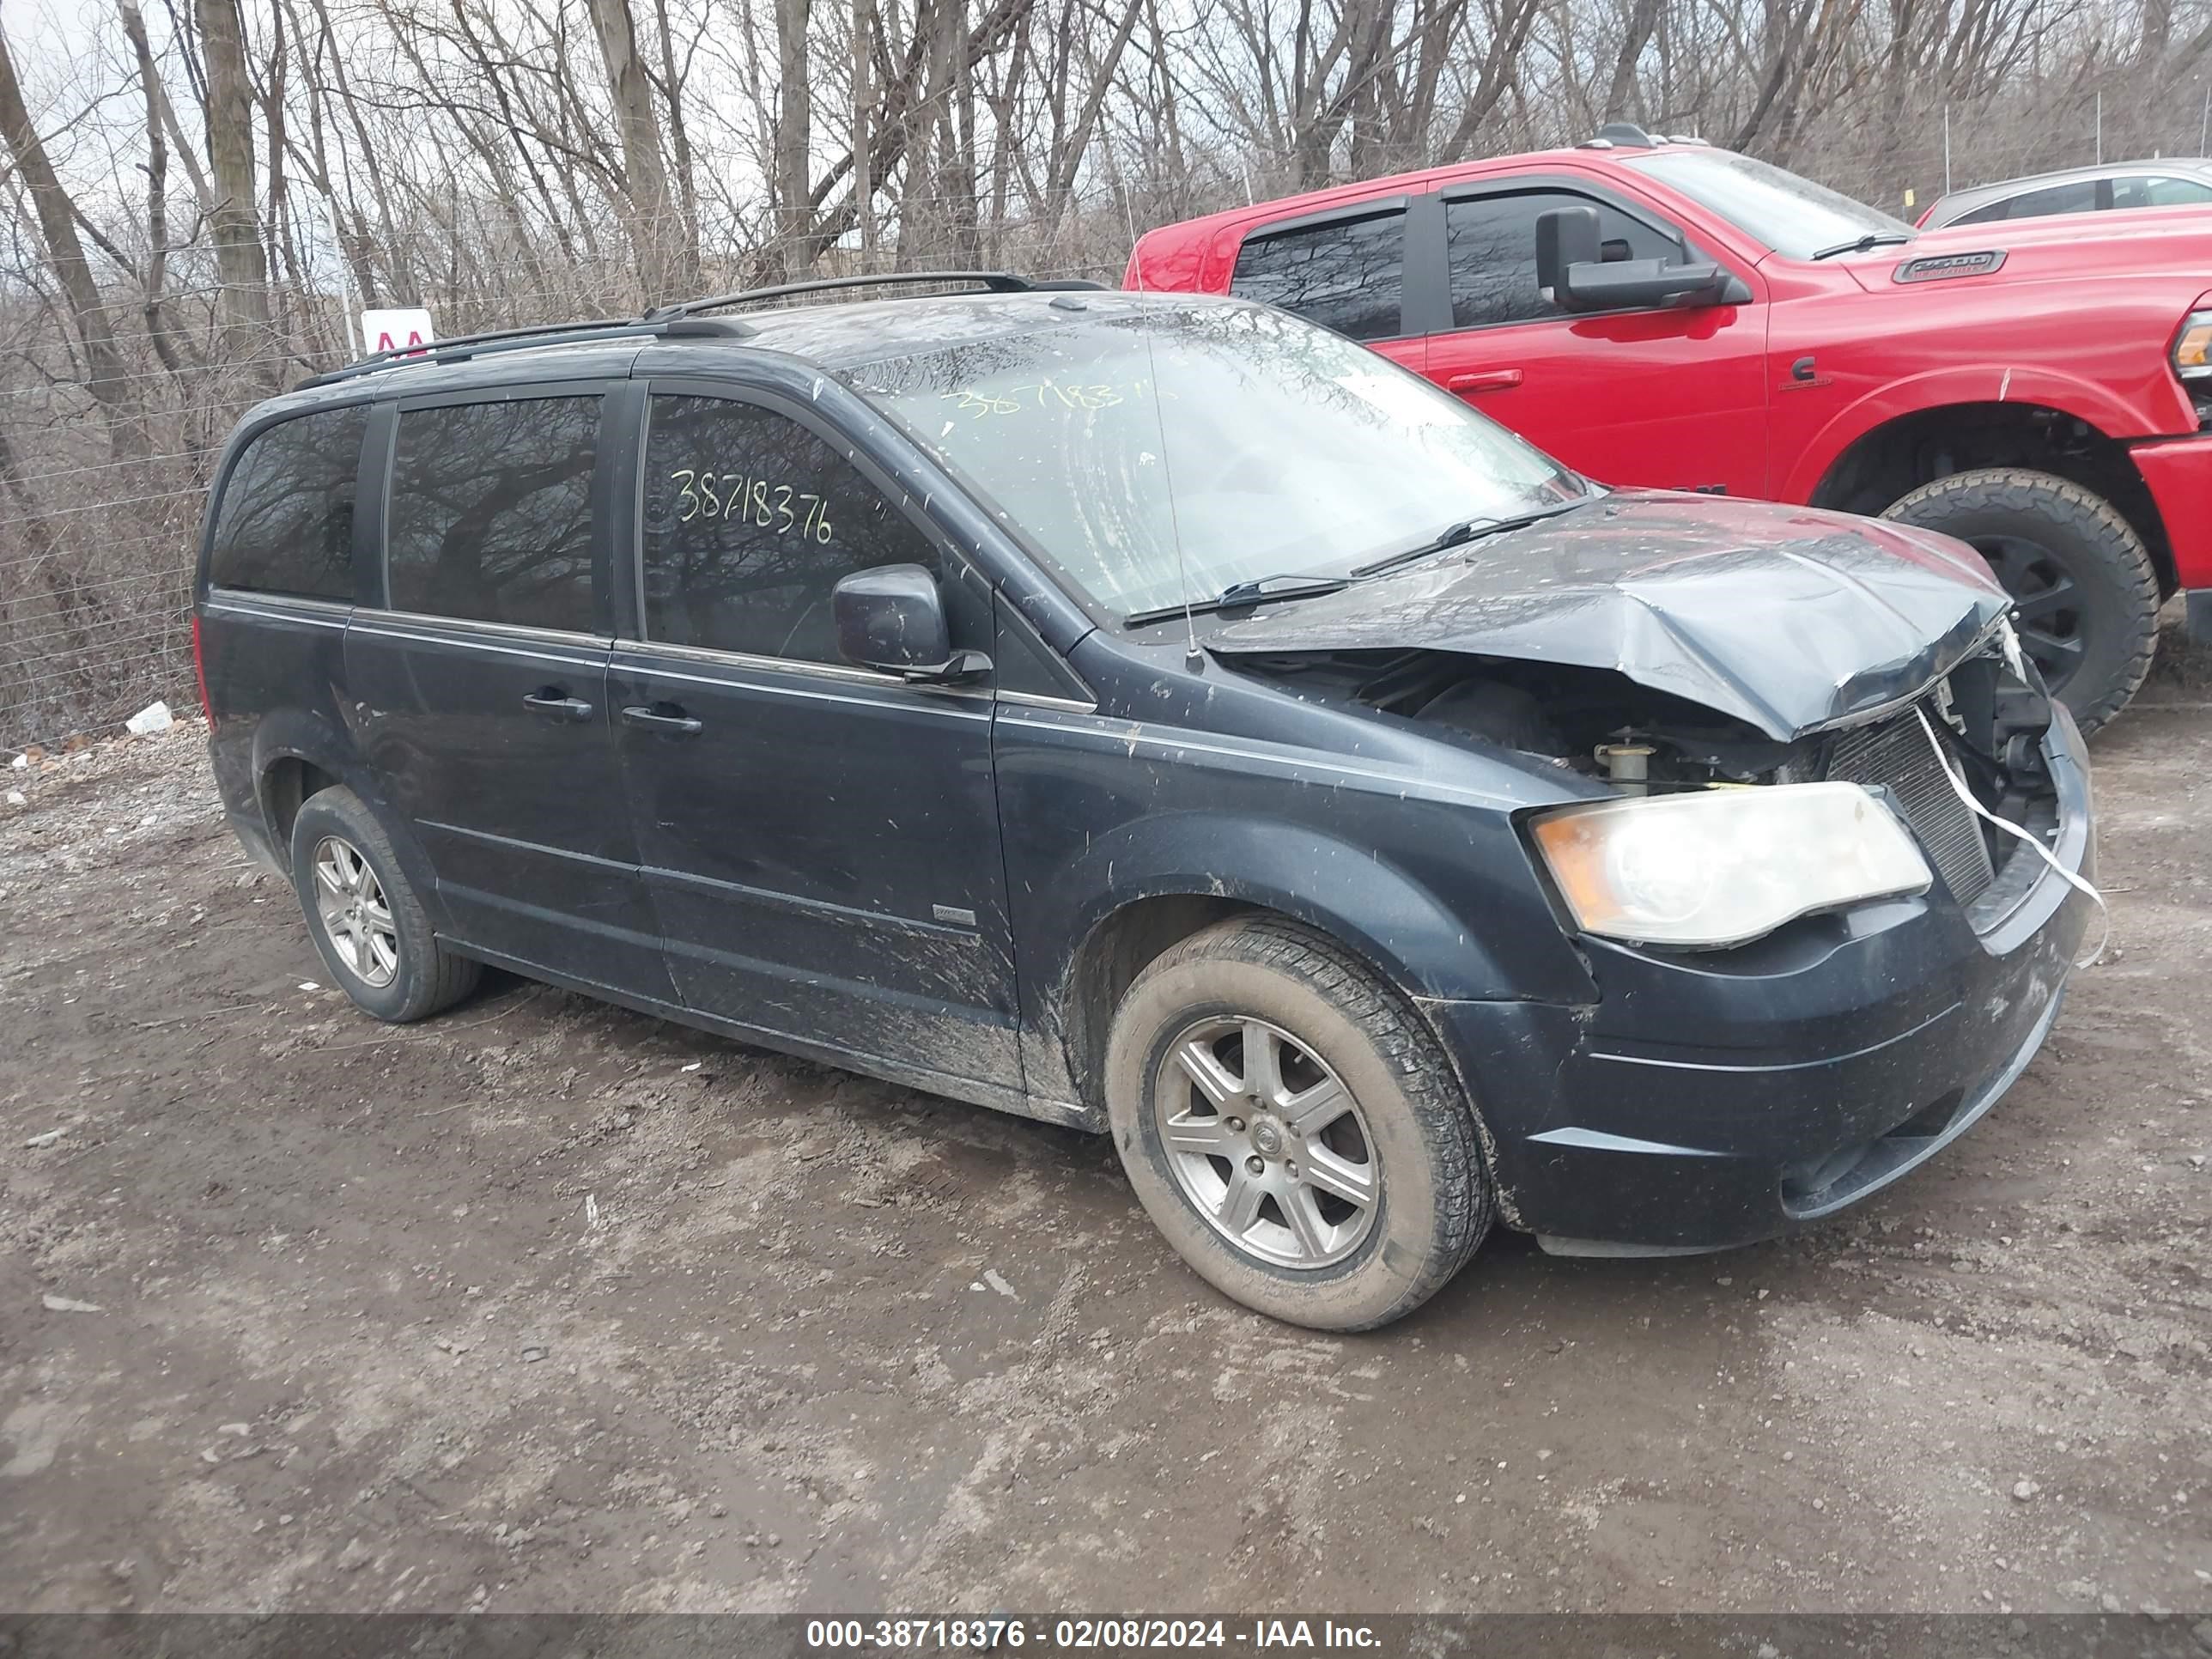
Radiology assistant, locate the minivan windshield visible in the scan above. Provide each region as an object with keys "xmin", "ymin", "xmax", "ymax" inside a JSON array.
[
  {"xmin": 1620, "ymin": 149, "xmax": 1915, "ymax": 260},
  {"xmin": 838, "ymin": 301, "xmax": 1589, "ymax": 622}
]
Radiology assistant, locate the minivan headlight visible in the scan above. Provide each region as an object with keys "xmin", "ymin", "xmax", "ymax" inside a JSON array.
[
  {"xmin": 2173, "ymin": 309, "xmax": 2212, "ymax": 380},
  {"xmin": 1528, "ymin": 782, "xmax": 1932, "ymax": 948}
]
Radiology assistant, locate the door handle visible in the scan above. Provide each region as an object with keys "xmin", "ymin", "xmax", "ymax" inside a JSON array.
[
  {"xmin": 1446, "ymin": 368, "xmax": 1524, "ymax": 394},
  {"xmin": 521, "ymin": 689, "xmax": 595, "ymax": 722},
  {"xmin": 621, "ymin": 704, "xmax": 704, "ymax": 736}
]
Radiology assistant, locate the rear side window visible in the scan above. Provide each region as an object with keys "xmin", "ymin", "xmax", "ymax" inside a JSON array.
[
  {"xmin": 207, "ymin": 405, "xmax": 368, "ymax": 599},
  {"xmin": 1948, "ymin": 199, "xmax": 2012, "ymax": 227},
  {"xmin": 641, "ymin": 395, "xmax": 940, "ymax": 663},
  {"xmin": 1230, "ymin": 211, "xmax": 1406, "ymax": 341},
  {"xmin": 1444, "ymin": 191, "xmax": 1682, "ymax": 329},
  {"xmin": 386, "ymin": 397, "xmax": 600, "ymax": 632},
  {"xmin": 1989, "ymin": 179, "xmax": 2101, "ymax": 222},
  {"xmin": 2114, "ymin": 173, "xmax": 2212, "ymax": 209}
]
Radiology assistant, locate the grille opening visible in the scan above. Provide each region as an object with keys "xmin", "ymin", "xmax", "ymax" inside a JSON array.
[{"xmin": 1824, "ymin": 705, "xmax": 1998, "ymax": 904}]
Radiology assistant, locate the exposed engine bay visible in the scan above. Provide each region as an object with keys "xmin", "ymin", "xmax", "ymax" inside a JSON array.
[{"xmin": 1238, "ymin": 626, "xmax": 2059, "ymax": 906}]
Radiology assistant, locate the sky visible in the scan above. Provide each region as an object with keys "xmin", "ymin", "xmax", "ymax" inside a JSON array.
[{"xmin": 8, "ymin": 0, "xmax": 108, "ymax": 70}]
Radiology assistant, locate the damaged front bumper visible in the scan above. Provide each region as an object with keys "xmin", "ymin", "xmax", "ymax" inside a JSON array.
[{"xmin": 1431, "ymin": 706, "xmax": 2096, "ymax": 1255}]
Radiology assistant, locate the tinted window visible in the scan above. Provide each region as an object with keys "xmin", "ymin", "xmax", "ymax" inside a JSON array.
[
  {"xmin": 641, "ymin": 396, "xmax": 940, "ymax": 662},
  {"xmin": 387, "ymin": 398, "xmax": 600, "ymax": 631},
  {"xmin": 1445, "ymin": 191, "xmax": 1682, "ymax": 328},
  {"xmin": 1230, "ymin": 211, "xmax": 1406, "ymax": 341},
  {"xmin": 208, "ymin": 405, "xmax": 367, "ymax": 599},
  {"xmin": 1949, "ymin": 198, "xmax": 2013, "ymax": 226},
  {"xmin": 2114, "ymin": 173, "xmax": 2212, "ymax": 209},
  {"xmin": 1996, "ymin": 179, "xmax": 2100, "ymax": 221}
]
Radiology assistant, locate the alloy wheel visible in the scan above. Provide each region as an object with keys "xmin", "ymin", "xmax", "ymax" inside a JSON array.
[
  {"xmin": 312, "ymin": 836, "xmax": 399, "ymax": 988},
  {"xmin": 1974, "ymin": 533, "xmax": 2085, "ymax": 692},
  {"xmin": 1152, "ymin": 1015, "xmax": 1379, "ymax": 1269}
]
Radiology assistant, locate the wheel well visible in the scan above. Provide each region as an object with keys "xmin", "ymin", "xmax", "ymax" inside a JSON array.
[
  {"xmin": 1809, "ymin": 402, "xmax": 2177, "ymax": 596},
  {"xmin": 1054, "ymin": 893, "xmax": 1518, "ymax": 1224},
  {"xmin": 1060, "ymin": 894, "xmax": 1253, "ymax": 1119},
  {"xmin": 261, "ymin": 757, "xmax": 340, "ymax": 865}
]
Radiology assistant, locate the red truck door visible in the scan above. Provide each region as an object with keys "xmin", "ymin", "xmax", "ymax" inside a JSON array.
[{"xmin": 1417, "ymin": 178, "xmax": 1770, "ymax": 498}]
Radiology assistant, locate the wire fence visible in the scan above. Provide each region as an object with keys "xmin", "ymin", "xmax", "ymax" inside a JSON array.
[
  {"xmin": 0, "ymin": 228, "xmax": 1130, "ymax": 751},
  {"xmin": 3, "ymin": 91, "xmax": 2204, "ymax": 752}
]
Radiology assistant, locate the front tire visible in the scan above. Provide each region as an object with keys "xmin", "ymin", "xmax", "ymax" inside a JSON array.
[
  {"xmin": 1103, "ymin": 916, "xmax": 1492, "ymax": 1331},
  {"xmin": 1881, "ymin": 466, "xmax": 2159, "ymax": 734},
  {"xmin": 289, "ymin": 786, "xmax": 480, "ymax": 1022}
]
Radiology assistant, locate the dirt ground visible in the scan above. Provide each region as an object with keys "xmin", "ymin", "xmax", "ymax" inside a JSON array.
[{"xmin": 2, "ymin": 642, "xmax": 2208, "ymax": 1620}]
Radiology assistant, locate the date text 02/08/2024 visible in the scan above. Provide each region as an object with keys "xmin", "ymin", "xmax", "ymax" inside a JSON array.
[{"xmin": 803, "ymin": 1620, "xmax": 1382, "ymax": 1650}]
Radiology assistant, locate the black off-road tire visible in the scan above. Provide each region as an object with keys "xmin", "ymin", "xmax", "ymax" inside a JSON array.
[
  {"xmin": 1882, "ymin": 466, "xmax": 2159, "ymax": 735},
  {"xmin": 1103, "ymin": 915, "xmax": 1492, "ymax": 1331},
  {"xmin": 289, "ymin": 786, "xmax": 480, "ymax": 1023}
]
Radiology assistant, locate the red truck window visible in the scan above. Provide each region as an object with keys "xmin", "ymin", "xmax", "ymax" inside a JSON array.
[
  {"xmin": 1230, "ymin": 210, "xmax": 1407, "ymax": 342},
  {"xmin": 1444, "ymin": 191, "xmax": 1680, "ymax": 329}
]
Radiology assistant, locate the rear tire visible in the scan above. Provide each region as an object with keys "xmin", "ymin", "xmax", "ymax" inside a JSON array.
[
  {"xmin": 1103, "ymin": 916, "xmax": 1492, "ymax": 1331},
  {"xmin": 1881, "ymin": 466, "xmax": 2158, "ymax": 735},
  {"xmin": 289, "ymin": 786, "xmax": 480, "ymax": 1023}
]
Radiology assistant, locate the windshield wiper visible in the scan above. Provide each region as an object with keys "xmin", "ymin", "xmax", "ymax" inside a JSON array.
[
  {"xmin": 1125, "ymin": 501, "xmax": 1589, "ymax": 624},
  {"xmin": 1348, "ymin": 502, "xmax": 1582, "ymax": 579},
  {"xmin": 1124, "ymin": 574, "xmax": 1349, "ymax": 628},
  {"xmin": 1809, "ymin": 231, "xmax": 1913, "ymax": 261}
]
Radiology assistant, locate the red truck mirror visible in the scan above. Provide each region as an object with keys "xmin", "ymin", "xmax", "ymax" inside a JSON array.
[{"xmin": 1537, "ymin": 204, "xmax": 1748, "ymax": 313}]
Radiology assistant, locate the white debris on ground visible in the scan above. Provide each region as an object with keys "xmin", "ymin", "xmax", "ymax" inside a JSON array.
[
  {"xmin": 124, "ymin": 701, "xmax": 174, "ymax": 736},
  {"xmin": 0, "ymin": 717, "xmax": 219, "ymax": 906}
]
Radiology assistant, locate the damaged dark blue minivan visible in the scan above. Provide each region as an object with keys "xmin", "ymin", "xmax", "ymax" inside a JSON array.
[{"xmin": 193, "ymin": 275, "xmax": 2094, "ymax": 1330}]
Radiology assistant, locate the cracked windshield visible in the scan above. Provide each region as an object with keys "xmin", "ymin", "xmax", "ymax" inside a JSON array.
[{"xmin": 842, "ymin": 302, "xmax": 1588, "ymax": 619}]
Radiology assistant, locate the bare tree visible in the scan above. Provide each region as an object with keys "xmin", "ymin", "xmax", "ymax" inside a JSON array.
[
  {"xmin": 772, "ymin": 0, "xmax": 813, "ymax": 276},
  {"xmin": 196, "ymin": 0, "xmax": 279, "ymax": 393},
  {"xmin": 0, "ymin": 22, "xmax": 146, "ymax": 459},
  {"xmin": 586, "ymin": 0, "xmax": 690, "ymax": 296}
]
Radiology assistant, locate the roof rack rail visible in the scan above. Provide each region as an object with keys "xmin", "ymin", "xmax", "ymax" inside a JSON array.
[
  {"xmin": 294, "ymin": 269, "xmax": 1103, "ymax": 392},
  {"xmin": 645, "ymin": 269, "xmax": 1103, "ymax": 320},
  {"xmin": 295, "ymin": 313, "xmax": 750, "ymax": 391}
]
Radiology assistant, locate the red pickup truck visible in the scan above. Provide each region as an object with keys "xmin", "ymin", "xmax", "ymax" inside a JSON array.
[{"xmin": 1125, "ymin": 124, "xmax": 2212, "ymax": 730}]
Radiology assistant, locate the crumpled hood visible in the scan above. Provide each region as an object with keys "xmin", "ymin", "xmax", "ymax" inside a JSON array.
[{"xmin": 1204, "ymin": 490, "xmax": 2013, "ymax": 740}]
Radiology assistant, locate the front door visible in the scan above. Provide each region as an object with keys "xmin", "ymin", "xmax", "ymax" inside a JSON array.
[
  {"xmin": 607, "ymin": 386, "xmax": 1024, "ymax": 1098},
  {"xmin": 346, "ymin": 388, "xmax": 671, "ymax": 997},
  {"xmin": 1418, "ymin": 181, "xmax": 1770, "ymax": 498}
]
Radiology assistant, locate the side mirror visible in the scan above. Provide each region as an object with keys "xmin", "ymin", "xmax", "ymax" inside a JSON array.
[
  {"xmin": 1536, "ymin": 204, "xmax": 1748, "ymax": 313},
  {"xmin": 1535, "ymin": 204, "xmax": 1602, "ymax": 297},
  {"xmin": 831, "ymin": 564, "xmax": 990, "ymax": 684}
]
